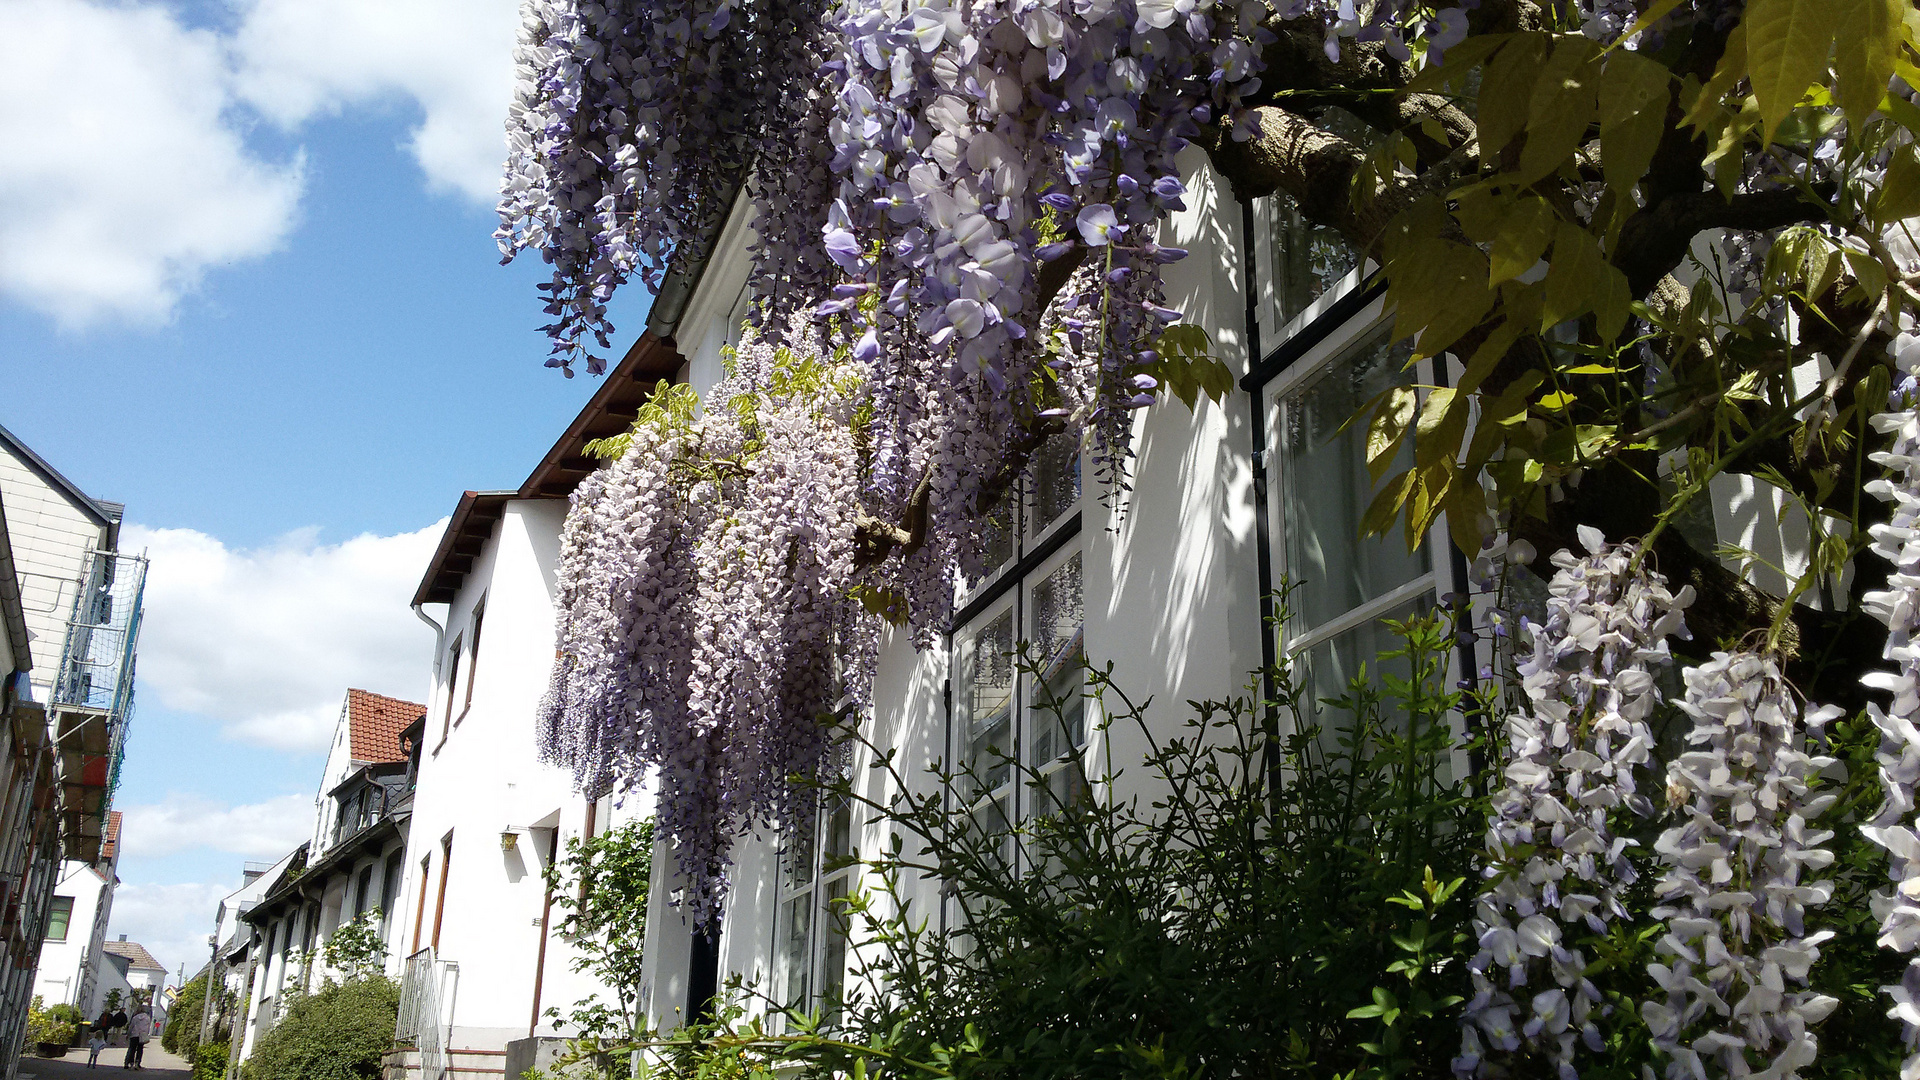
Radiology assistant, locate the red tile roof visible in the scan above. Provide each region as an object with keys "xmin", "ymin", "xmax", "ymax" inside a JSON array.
[
  {"xmin": 103, "ymin": 939, "xmax": 165, "ymax": 973},
  {"xmin": 101, "ymin": 811, "xmax": 121, "ymax": 861},
  {"xmin": 346, "ymin": 688, "xmax": 424, "ymax": 764}
]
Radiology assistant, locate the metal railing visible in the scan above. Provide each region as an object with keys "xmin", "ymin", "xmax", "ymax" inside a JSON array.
[{"xmin": 397, "ymin": 949, "xmax": 459, "ymax": 1080}]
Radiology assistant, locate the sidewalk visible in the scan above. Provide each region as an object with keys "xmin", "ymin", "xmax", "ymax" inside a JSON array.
[{"xmin": 17, "ymin": 1043, "xmax": 192, "ymax": 1079}]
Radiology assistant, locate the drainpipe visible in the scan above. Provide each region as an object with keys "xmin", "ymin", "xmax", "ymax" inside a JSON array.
[
  {"xmin": 1237, "ymin": 200, "xmax": 1283, "ymax": 802},
  {"xmin": 413, "ymin": 605, "xmax": 446, "ymax": 678}
]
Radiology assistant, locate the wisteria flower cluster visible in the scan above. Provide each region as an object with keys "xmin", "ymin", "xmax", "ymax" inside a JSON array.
[
  {"xmin": 538, "ymin": 316, "xmax": 877, "ymax": 922},
  {"xmin": 498, "ymin": 0, "xmax": 829, "ymax": 373},
  {"xmin": 1640, "ymin": 652, "xmax": 1840, "ymax": 1080},
  {"xmin": 1459, "ymin": 526, "xmax": 1693, "ymax": 1079},
  {"xmin": 1862, "ymin": 327, "xmax": 1920, "ymax": 1078}
]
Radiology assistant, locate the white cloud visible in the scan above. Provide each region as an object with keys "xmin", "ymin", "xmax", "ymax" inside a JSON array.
[
  {"xmin": 0, "ymin": 0, "xmax": 304, "ymax": 328},
  {"xmin": 230, "ymin": 0, "xmax": 521, "ymax": 203},
  {"xmin": 124, "ymin": 521, "xmax": 445, "ymax": 751},
  {"xmin": 109, "ymin": 880, "xmax": 240, "ymax": 986},
  {"xmin": 0, "ymin": 0, "xmax": 519, "ymax": 327},
  {"xmin": 120, "ymin": 792, "xmax": 315, "ymax": 858}
]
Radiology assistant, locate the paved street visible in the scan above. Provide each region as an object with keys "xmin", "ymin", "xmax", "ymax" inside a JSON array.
[{"xmin": 17, "ymin": 1043, "xmax": 192, "ymax": 1080}]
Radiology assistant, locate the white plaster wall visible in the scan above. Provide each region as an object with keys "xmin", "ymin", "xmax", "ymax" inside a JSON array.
[
  {"xmin": 310, "ymin": 698, "xmax": 358, "ymax": 850},
  {"xmin": 642, "ymin": 150, "xmax": 1264, "ymax": 1029},
  {"xmin": 391, "ymin": 498, "xmax": 640, "ymax": 1050},
  {"xmin": 0, "ymin": 445, "xmax": 108, "ymax": 697},
  {"xmin": 32, "ymin": 861, "xmax": 112, "ymax": 1008}
]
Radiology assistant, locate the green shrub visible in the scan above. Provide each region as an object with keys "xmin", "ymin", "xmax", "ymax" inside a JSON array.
[
  {"xmin": 163, "ymin": 975, "xmax": 207, "ymax": 1056},
  {"xmin": 25, "ymin": 996, "xmax": 79, "ymax": 1047},
  {"xmin": 194, "ymin": 1040, "xmax": 230, "ymax": 1080},
  {"xmin": 239, "ymin": 976, "xmax": 399, "ymax": 1080}
]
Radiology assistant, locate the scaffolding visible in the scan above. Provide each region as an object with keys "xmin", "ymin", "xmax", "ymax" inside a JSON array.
[{"xmin": 49, "ymin": 548, "xmax": 147, "ymax": 863}]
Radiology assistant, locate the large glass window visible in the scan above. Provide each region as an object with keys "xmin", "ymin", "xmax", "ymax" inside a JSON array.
[
  {"xmin": 1266, "ymin": 324, "xmax": 1439, "ymax": 735},
  {"xmin": 775, "ymin": 794, "xmax": 856, "ymax": 1023},
  {"xmin": 1251, "ymin": 109, "xmax": 1371, "ymax": 340},
  {"xmin": 950, "ymin": 546, "xmax": 1086, "ymax": 880},
  {"xmin": 44, "ymin": 896, "xmax": 73, "ymax": 941}
]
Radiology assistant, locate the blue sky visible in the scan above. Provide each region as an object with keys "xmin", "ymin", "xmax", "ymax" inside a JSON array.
[{"xmin": 1, "ymin": 0, "xmax": 649, "ymax": 980}]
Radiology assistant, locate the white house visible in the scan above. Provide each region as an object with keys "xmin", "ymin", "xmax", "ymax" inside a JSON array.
[
  {"xmin": 97, "ymin": 936, "xmax": 168, "ymax": 1017},
  {"xmin": 379, "ymin": 344, "xmax": 680, "ymax": 1078},
  {"xmin": 0, "ymin": 425, "xmax": 145, "ymax": 1079},
  {"xmin": 31, "ymin": 810, "xmax": 120, "ymax": 1014},
  {"xmin": 232, "ymin": 689, "xmax": 422, "ymax": 1062}
]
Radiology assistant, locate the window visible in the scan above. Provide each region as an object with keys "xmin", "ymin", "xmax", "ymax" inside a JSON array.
[
  {"xmin": 411, "ymin": 854, "xmax": 431, "ymax": 955},
  {"xmin": 353, "ymin": 864, "xmax": 375, "ymax": 918},
  {"xmin": 949, "ymin": 434, "xmax": 1086, "ymax": 882},
  {"xmin": 440, "ymin": 635, "xmax": 463, "ymax": 741},
  {"xmin": 1250, "ymin": 108, "xmax": 1369, "ymax": 342},
  {"xmin": 462, "ymin": 598, "xmax": 486, "ymax": 717},
  {"xmin": 45, "ymin": 896, "xmax": 73, "ymax": 941},
  {"xmin": 380, "ymin": 851, "xmax": 404, "ymax": 934},
  {"xmin": 1262, "ymin": 316, "xmax": 1441, "ymax": 736},
  {"xmin": 775, "ymin": 794, "xmax": 855, "ymax": 1024},
  {"xmin": 431, "ymin": 832, "xmax": 453, "ymax": 951}
]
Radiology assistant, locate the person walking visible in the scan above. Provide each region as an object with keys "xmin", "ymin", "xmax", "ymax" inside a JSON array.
[
  {"xmin": 86, "ymin": 1027, "xmax": 107, "ymax": 1068},
  {"xmin": 124, "ymin": 1009, "xmax": 151, "ymax": 1070}
]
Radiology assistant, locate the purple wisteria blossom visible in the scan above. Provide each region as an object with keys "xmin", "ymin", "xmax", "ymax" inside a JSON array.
[
  {"xmin": 1642, "ymin": 653, "xmax": 1840, "ymax": 1080},
  {"xmin": 1459, "ymin": 527, "xmax": 1693, "ymax": 1080}
]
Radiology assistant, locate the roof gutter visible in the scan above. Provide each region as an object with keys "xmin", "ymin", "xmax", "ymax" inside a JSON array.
[
  {"xmin": 645, "ymin": 181, "xmax": 744, "ymax": 340},
  {"xmin": 0, "ymin": 493, "xmax": 31, "ymax": 678}
]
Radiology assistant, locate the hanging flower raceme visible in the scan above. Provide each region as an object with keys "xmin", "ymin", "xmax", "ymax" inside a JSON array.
[
  {"xmin": 497, "ymin": 0, "xmax": 830, "ymax": 373},
  {"xmin": 538, "ymin": 316, "xmax": 878, "ymax": 924},
  {"xmin": 1862, "ymin": 328, "xmax": 1920, "ymax": 1077},
  {"xmin": 1458, "ymin": 527, "xmax": 1693, "ymax": 1080},
  {"xmin": 1641, "ymin": 652, "xmax": 1840, "ymax": 1080}
]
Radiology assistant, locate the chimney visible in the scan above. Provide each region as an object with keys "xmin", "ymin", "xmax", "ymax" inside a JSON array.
[{"xmin": 118, "ymin": 934, "xmax": 127, "ymax": 941}]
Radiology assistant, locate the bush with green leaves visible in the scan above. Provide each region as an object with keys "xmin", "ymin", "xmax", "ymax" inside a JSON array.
[
  {"xmin": 163, "ymin": 974, "xmax": 207, "ymax": 1056},
  {"xmin": 543, "ymin": 819, "xmax": 654, "ymax": 1041},
  {"xmin": 239, "ymin": 976, "xmax": 399, "ymax": 1080},
  {"xmin": 323, "ymin": 909, "xmax": 388, "ymax": 980},
  {"xmin": 25, "ymin": 996, "xmax": 79, "ymax": 1048},
  {"xmin": 582, "ymin": 593, "xmax": 1905, "ymax": 1080},
  {"xmin": 195, "ymin": 1041, "xmax": 231, "ymax": 1080}
]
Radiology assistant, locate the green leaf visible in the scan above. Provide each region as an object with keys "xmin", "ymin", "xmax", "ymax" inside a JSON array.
[
  {"xmin": 1367, "ymin": 387, "xmax": 1419, "ymax": 483},
  {"xmin": 1597, "ymin": 50, "xmax": 1672, "ymax": 190},
  {"xmin": 1487, "ymin": 196, "xmax": 1556, "ymax": 284},
  {"xmin": 1477, "ymin": 33, "xmax": 1548, "ymax": 159},
  {"xmin": 1743, "ymin": 0, "xmax": 1838, "ymax": 144},
  {"xmin": 1833, "ymin": 0, "xmax": 1904, "ymax": 126},
  {"xmin": 1518, "ymin": 36, "xmax": 1601, "ymax": 186},
  {"xmin": 1384, "ymin": 226, "xmax": 1495, "ymax": 358},
  {"xmin": 1537, "ymin": 390, "xmax": 1576, "ymax": 411},
  {"xmin": 1542, "ymin": 222, "xmax": 1631, "ymax": 339},
  {"xmin": 1876, "ymin": 144, "xmax": 1920, "ymax": 228}
]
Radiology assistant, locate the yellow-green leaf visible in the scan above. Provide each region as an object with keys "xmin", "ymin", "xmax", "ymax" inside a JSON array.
[
  {"xmin": 1360, "ymin": 470, "xmax": 1418, "ymax": 538},
  {"xmin": 1384, "ymin": 227, "xmax": 1495, "ymax": 358},
  {"xmin": 1597, "ymin": 50, "xmax": 1672, "ymax": 190},
  {"xmin": 1743, "ymin": 0, "xmax": 1838, "ymax": 144},
  {"xmin": 1518, "ymin": 37, "xmax": 1601, "ymax": 187},
  {"xmin": 1876, "ymin": 144, "xmax": 1920, "ymax": 227},
  {"xmin": 1538, "ymin": 390, "xmax": 1576, "ymax": 411},
  {"xmin": 1478, "ymin": 33, "xmax": 1549, "ymax": 160},
  {"xmin": 1367, "ymin": 386, "xmax": 1419, "ymax": 483},
  {"xmin": 1542, "ymin": 221, "xmax": 1631, "ymax": 339},
  {"xmin": 1833, "ymin": 0, "xmax": 1904, "ymax": 126},
  {"xmin": 1488, "ymin": 197, "xmax": 1556, "ymax": 284}
]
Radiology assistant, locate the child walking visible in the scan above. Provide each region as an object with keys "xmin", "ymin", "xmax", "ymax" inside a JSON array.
[{"xmin": 87, "ymin": 1027, "xmax": 107, "ymax": 1068}]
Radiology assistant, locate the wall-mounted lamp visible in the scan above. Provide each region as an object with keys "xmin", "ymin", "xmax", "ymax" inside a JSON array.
[{"xmin": 500, "ymin": 828, "xmax": 521, "ymax": 852}]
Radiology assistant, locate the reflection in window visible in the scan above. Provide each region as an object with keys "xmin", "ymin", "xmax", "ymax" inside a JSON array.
[
  {"xmin": 776, "ymin": 794, "xmax": 856, "ymax": 1023},
  {"xmin": 1278, "ymin": 332, "xmax": 1429, "ymax": 637}
]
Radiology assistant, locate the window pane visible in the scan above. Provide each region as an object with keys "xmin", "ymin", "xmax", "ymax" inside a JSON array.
[
  {"xmin": 778, "ymin": 894, "xmax": 812, "ymax": 1007},
  {"xmin": 978, "ymin": 499, "xmax": 1015, "ymax": 582},
  {"xmin": 1291, "ymin": 603, "xmax": 1426, "ymax": 741},
  {"xmin": 46, "ymin": 896, "xmax": 72, "ymax": 941},
  {"xmin": 1030, "ymin": 552, "xmax": 1085, "ymax": 767},
  {"xmin": 1278, "ymin": 334, "xmax": 1430, "ymax": 635},
  {"xmin": 1260, "ymin": 196, "xmax": 1361, "ymax": 326},
  {"xmin": 819, "ymin": 876, "xmax": 851, "ymax": 1023},
  {"xmin": 824, "ymin": 796, "xmax": 853, "ymax": 866},
  {"xmin": 957, "ymin": 609, "xmax": 1016, "ymax": 796},
  {"xmin": 1029, "ymin": 434, "xmax": 1081, "ymax": 538}
]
